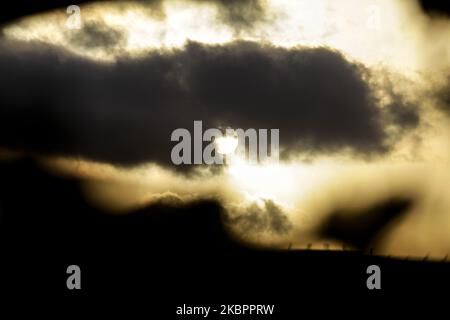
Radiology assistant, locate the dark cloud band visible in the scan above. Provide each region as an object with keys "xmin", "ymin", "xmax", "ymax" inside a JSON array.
[{"xmin": 0, "ymin": 39, "xmax": 418, "ymax": 167}]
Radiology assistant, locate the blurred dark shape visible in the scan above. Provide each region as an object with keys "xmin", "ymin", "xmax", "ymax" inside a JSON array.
[
  {"xmin": 0, "ymin": 157, "xmax": 236, "ymax": 256},
  {"xmin": 419, "ymin": 0, "xmax": 450, "ymax": 16},
  {"xmin": 317, "ymin": 198, "xmax": 413, "ymax": 250},
  {"xmin": 0, "ymin": 157, "xmax": 449, "ymax": 300}
]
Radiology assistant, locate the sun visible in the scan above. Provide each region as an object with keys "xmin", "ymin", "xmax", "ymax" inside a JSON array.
[{"xmin": 215, "ymin": 136, "xmax": 239, "ymax": 155}]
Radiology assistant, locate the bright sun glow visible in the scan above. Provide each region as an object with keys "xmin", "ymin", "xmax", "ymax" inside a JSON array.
[{"xmin": 215, "ymin": 136, "xmax": 239, "ymax": 155}]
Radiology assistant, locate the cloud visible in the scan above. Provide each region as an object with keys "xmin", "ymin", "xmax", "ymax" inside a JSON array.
[
  {"xmin": 437, "ymin": 75, "xmax": 450, "ymax": 116},
  {"xmin": 67, "ymin": 21, "xmax": 127, "ymax": 53},
  {"xmin": 198, "ymin": 0, "xmax": 268, "ymax": 30},
  {"xmin": 0, "ymin": 0, "xmax": 267, "ymax": 28},
  {"xmin": 0, "ymin": 0, "xmax": 448, "ymax": 260},
  {"xmin": 0, "ymin": 39, "xmax": 419, "ymax": 168},
  {"xmin": 140, "ymin": 0, "xmax": 269, "ymax": 30},
  {"xmin": 224, "ymin": 199, "xmax": 293, "ymax": 236}
]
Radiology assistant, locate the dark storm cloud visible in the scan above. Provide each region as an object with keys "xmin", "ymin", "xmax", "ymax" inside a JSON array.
[
  {"xmin": 183, "ymin": 42, "xmax": 389, "ymax": 157},
  {"xmin": 224, "ymin": 200, "xmax": 293, "ymax": 235},
  {"xmin": 0, "ymin": 39, "xmax": 417, "ymax": 167}
]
